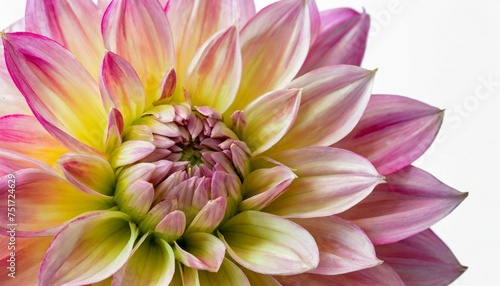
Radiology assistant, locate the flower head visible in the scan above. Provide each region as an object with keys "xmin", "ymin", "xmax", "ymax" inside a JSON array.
[{"xmin": 0, "ymin": 0, "xmax": 466, "ymax": 285}]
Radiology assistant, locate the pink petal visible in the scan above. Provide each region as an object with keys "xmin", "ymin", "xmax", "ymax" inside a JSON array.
[
  {"xmin": 334, "ymin": 94, "xmax": 444, "ymax": 175},
  {"xmin": 168, "ymin": 0, "xmax": 254, "ymax": 101},
  {"xmin": 218, "ymin": 211, "xmax": 319, "ymax": 275},
  {"xmin": 263, "ymin": 147, "xmax": 383, "ymax": 218},
  {"xmin": 308, "ymin": 0, "xmax": 321, "ymax": 45},
  {"xmin": 100, "ymin": 52, "xmax": 146, "ymax": 127},
  {"xmin": 58, "ymin": 153, "xmax": 115, "ymax": 196},
  {"xmin": 198, "ymin": 259, "xmax": 251, "ymax": 285},
  {"xmin": 173, "ymin": 232, "xmax": 226, "ymax": 272},
  {"xmin": 269, "ymin": 65, "xmax": 376, "ymax": 152},
  {"xmin": 113, "ymin": 235, "xmax": 175, "ymax": 285},
  {"xmin": 0, "ymin": 169, "xmax": 113, "ymax": 236},
  {"xmin": 0, "ymin": 236, "xmax": 52, "ymax": 285},
  {"xmin": 241, "ymin": 89, "xmax": 301, "ymax": 156},
  {"xmin": 116, "ymin": 180, "xmax": 154, "ymax": 221},
  {"xmin": 0, "ymin": 149, "xmax": 50, "ymax": 176},
  {"xmin": 2, "ymin": 32, "xmax": 108, "ymax": 151},
  {"xmin": 104, "ymin": 108, "xmax": 124, "ymax": 153},
  {"xmin": 0, "ymin": 45, "xmax": 30, "ymax": 116},
  {"xmin": 186, "ymin": 197, "xmax": 227, "ymax": 234},
  {"xmin": 109, "ymin": 140, "xmax": 155, "ymax": 168},
  {"xmin": 293, "ymin": 216, "xmax": 381, "ymax": 275},
  {"xmin": 155, "ymin": 210, "xmax": 186, "ymax": 242},
  {"xmin": 299, "ymin": 8, "xmax": 370, "ymax": 75},
  {"xmin": 26, "ymin": 0, "xmax": 105, "ymax": 78},
  {"xmin": 102, "ymin": 0, "xmax": 175, "ymax": 107},
  {"xmin": 185, "ymin": 25, "xmax": 241, "ymax": 114},
  {"xmin": 239, "ymin": 166, "xmax": 296, "ymax": 211},
  {"xmin": 276, "ymin": 264, "xmax": 404, "ymax": 286},
  {"xmin": 228, "ymin": 0, "xmax": 311, "ymax": 112},
  {"xmin": 98, "ymin": 0, "xmax": 112, "ymax": 12},
  {"xmin": 375, "ymin": 229, "xmax": 467, "ymax": 286},
  {"xmin": 38, "ymin": 211, "xmax": 138, "ymax": 285},
  {"xmin": 340, "ymin": 165, "xmax": 467, "ymax": 245},
  {"xmin": 0, "ymin": 114, "xmax": 66, "ymax": 165}
]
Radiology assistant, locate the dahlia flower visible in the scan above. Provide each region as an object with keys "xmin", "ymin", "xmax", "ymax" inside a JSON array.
[{"xmin": 0, "ymin": 0, "xmax": 466, "ymax": 285}]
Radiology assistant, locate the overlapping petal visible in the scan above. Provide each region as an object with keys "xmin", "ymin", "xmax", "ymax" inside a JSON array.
[
  {"xmin": 0, "ymin": 114, "xmax": 66, "ymax": 165},
  {"xmin": 0, "ymin": 236, "xmax": 52, "ymax": 285},
  {"xmin": 25, "ymin": 0, "xmax": 105, "ymax": 78},
  {"xmin": 100, "ymin": 52, "xmax": 146, "ymax": 127},
  {"xmin": 276, "ymin": 264, "xmax": 404, "ymax": 286},
  {"xmin": 174, "ymin": 232, "xmax": 226, "ymax": 272},
  {"xmin": 185, "ymin": 25, "xmax": 241, "ymax": 113},
  {"xmin": 299, "ymin": 8, "xmax": 370, "ymax": 75},
  {"xmin": 0, "ymin": 150, "xmax": 50, "ymax": 176},
  {"xmin": 168, "ymin": 0, "xmax": 255, "ymax": 101},
  {"xmin": 0, "ymin": 42, "xmax": 30, "ymax": 116},
  {"xmin": 38, "ymin": 211, "xmax": 138, "ymax": 285},
  {"xmin": 113, "ymin": 235, "xmax": 176, "ymax": 286},
  {"xmin": 263, "ymin": 147, "xmax": 383, "ymax": 218},
  {"xmin": 269, "ymin": 65, "xmax": 375, "ymax": 152},
  {"xmin": 198, "ymin": 259, "xmax": 251, "ymax": 286},
  {"xmin": 340, "ymin": 165, "xmax": 467, "ymax": 245},
  {"xmin": 218, "ymin": 211, "xmax": 319, "ymax": 275},
  {"xmin": 102, "ymin": 0, "xmax": 175, "ymax": 106},
  {"xmin": 228, "ymin": 0, "xmax": 310, "ymax": 112},
  {"xmin": 293, "ymin": 216, "xmax": 381, "ymax": 275},
  {"xmin": 335, "ymin": 94, "xmax": 444, "ymax": 175},
  {"xmin": 2, "ymin": 32, "xmax": 108, "ymax": 151},
  {"xmin": 240, "ymin": 89, "xmax": 301, "ymax": 155},
  {"xmin": 0, "ymin": 169, "xmax": 113, "ymax": 236},
  {"xmin": 375, "ymin": 229, "xmax": 467, "ymax": 286}
]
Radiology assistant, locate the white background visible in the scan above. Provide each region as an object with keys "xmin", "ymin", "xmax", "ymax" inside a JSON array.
[{"xmin": 1, "ymin": 0, "xmax": 499, "ymax": 285}]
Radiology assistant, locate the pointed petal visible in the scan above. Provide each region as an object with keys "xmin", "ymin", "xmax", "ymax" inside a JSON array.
[
  {"xmin": 100, "ymin": 52, "xmax": 146, "ymax": 127},
  {"xmin": 340, "ymin": 165, "xmax": 467, "ymax": 245},
  {"xmin": 218, "ymin": 211, "xmax": 319, "ymax": 275},
  {"xmin": 0, "ymin": 149, "xmax": 50, "ymax": 176},
  {"xmin": 240, "ymin": 166, "xmax": 296, "ymax": 211},
  {"xmin": 0, "ymin": 45, "xmax": 31, "ymax": 116},
  {"xmin": 113, "ymin": 235, "xmax": 175, "ymax": 286},
  {"xmin": 0, "ymin": 169, "xmax": 113, "ymax": 236},
  {"xmin": 104, "ymin": 108, "xmax": 124, "ymax": 153},
  {"xmin": 185, "ymin": 25, "xmax": 241, "ymax": 114},
  {"xmin": 59, "ymin": 153, "xmax": 115, "ymax": 196},
  {"xmin": 102, "ymin": 0, "xmax": 175, "ymax": 106},
  {"xmin": 174, "ymin": 232, "xmax": 225, "ymax": 272},
  {"xmin": 2, "ymin": 32, "xmax": 107, "ymax": 151},
  {"xmin": 186, "ymin": 197, "xmax": 227, "ymax": 234},
  {"xmin": 198, "ymin": 258, "xmax": 251, "ymax": 286},
  {"xmin": 0, "ymin": 236, "xmax": 52, "ymax": 285},
  {"xmin": 0, "ymin": 114, "xmax": 66, "ymax": 165},
  {"xmin": 269, "ymin": 66, "xmax": 375, "ymax": 152},
  {"xmin": 39, "ymin": 211, "xmax": 138, "ymax": 286},
  {"xmin": 334, "ymin": 94, "xmax": 444, "ymax": 175},
  {"xmin": 376, "ymin": 229, "xmax": 467, "ymax": 286},
  {"xmin": 263, "ymin": 147, "xmax": 383, "ymax": 218},
  {"xmin": 25, "ymin": 0, "xmax": 105, "ymax": 78},
  {"xmin": 241, "ymin": 89, "xmax": 301, "ymax": 155},
  {"xmin": 155, "ymin": 210, "xmax": 186, "ymax": 242},
  {"xmin": 276, "ymin": 264, "xmax": 404, "ymax": 286},
  {"xmin": 229, "ymin": 0, "xmax": 310, "ymax": 112},
  {"xmin": 299, "ymin": 8, "xmax": 370, "ymax": 75},
  {"xmin": 109, "ymin": 140, "xmax": 155, "ymax": 168},
  {"xmin": 293, "ymin": 216, "xmax": 380, "ymax": 275},
  {"xmin": 98, "ymin": 0, "xmax": 112, "ymax": 12},
  {"xmin": 168, "ymin": 0, "xmax": 253, "ymax": 99},
  {"xmin": 116, "ymin": 181, "xmax": 154, "ymax": 221},
  {"xmin": 308, "ymin": 0, "xmax": 321, "ymax": 45}
]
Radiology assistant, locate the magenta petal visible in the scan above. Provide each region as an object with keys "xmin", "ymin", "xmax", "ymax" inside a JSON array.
[
  {"xmin": 276, "ymin": 264, "xmax": 404, "ymax": 286},
  {"xmin": 334, "ymin": 94, "xmax": 444, "ymax": 175},
  {"xmin": 2, "ymin": 32, "xmax": 108, "ymax": 151},
  {"xmin": 299, "ymin": 8, "xmax": 370, "ymax": 75},
  {"xmin": 293, "ymin": 216, "xmax": 381, "ymax": 275},
  {"xmin": 340, "ymin": 165, "xmax": 467, "ymax": 245},
  {"xmin": 26, "ymin": 0, "xmax": 105, "ymax": 78},
  {"xmin": 375, "ymin": 229, "xmax": 467, "ymax": 286}
]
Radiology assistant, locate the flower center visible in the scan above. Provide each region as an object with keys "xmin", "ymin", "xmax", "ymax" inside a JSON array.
[{"xmin": 114, "ymin": 103, "xmax": 251, "ymax": 235}]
